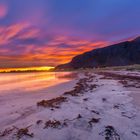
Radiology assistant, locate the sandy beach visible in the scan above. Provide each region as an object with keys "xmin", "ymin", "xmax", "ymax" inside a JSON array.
[{"xmin": 0, "ymin": 70, "xmax": 140, "ymax": 140}]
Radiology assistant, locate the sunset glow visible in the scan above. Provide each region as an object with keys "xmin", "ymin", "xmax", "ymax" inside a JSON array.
[
  {"xmin": 0, "ymin": 0, "xmax": 139, "ymax": 68},
  {"xmin": 0, "ymin": 1, "xmax": 140, "ymax": 140},
  {"xmin": 0, "ymin": 66, "xmax": 54, "ymax": 73}
]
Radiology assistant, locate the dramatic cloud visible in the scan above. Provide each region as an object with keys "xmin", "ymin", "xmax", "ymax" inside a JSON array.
[
  {"xmin": 0, "ymin": 0, "xmax": 139, "ymax": 67},
  {"xmin": 0, "ymin": 23, "xmax": 108, "ymax": 67}
]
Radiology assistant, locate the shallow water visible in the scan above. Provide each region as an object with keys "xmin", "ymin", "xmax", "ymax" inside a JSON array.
[
  {"xmin": 0, "ymin": 72, "xmax": 78, "ymax": 129},
  {"xmin": 0, "ymin": 72, "xmax": 77, "ymax": 94}
]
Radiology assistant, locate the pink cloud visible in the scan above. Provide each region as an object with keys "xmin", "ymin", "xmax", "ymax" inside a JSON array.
[
  {"xmin": 0, "ymin": 4, "xmax": 8, "ymax": 18},
  {"xmin": 0, "ymin": 22, "xmax": 30, "ymax": 45},
  {"xmin": 0, "ymin": 22, "xmax": 109, "ymax": 67}
]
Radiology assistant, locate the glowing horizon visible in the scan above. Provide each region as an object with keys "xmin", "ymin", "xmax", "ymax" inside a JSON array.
[
  {"xmin": 0, "ymin": 66, "xmax": 54, "ymax": 73},
  {"xmin": 0, "ymin": 0, "xmax": 139, "ymax": 67}
]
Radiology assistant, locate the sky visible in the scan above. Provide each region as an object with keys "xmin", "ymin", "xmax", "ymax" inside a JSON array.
[{"xmin": 0, "ymin": 0, "xmax": 140, "ymax": 68}]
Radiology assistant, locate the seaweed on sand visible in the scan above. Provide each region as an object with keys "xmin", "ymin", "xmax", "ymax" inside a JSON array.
[
  {"xmin": 44, "ymin": 120, "xmax": 67, "ymax": 129},
  {"xmin": 104, "ymin": 126, "xmax": 120, "ymax": 140},
  {"xmin": 64, "ymin": 74, "xmax": 97, "ymax": 97},
  {"xmin": 88, "ymin": 118, "xmax": 100, "ymax": 127},
  {"xmin": 36, "ymin": 120, "xmax": 43, "ymax": 125},
  {"xmin": 37, "ymin": 96, "xmax": 67, "ymax": 108},
  {"xmin": 0, "ymin": 127, "xmax": 15, "ymax": 137},
  {"xmin": 13, "ymin": 126, "xmax": 34, "ymax": 140}
]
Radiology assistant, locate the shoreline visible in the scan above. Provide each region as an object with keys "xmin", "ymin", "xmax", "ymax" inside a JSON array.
[{"xmin": 0, "ymin": 70, "xmax": 140, "ymax": 140}]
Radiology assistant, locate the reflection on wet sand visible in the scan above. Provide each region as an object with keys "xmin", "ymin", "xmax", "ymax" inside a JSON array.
[{"xmin": 0, "ymin": 72, "xmax": 78, "ymax": 93}]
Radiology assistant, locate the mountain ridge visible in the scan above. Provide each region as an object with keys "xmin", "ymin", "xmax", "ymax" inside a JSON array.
[{"xmin": 56, "ymin": 37, "xmax": 140, "ymax": 69}]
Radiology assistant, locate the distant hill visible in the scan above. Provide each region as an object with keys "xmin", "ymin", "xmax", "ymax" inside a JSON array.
[{"xmin": 56, "ymin": 37, "xmax": 140, "ymax": 69}]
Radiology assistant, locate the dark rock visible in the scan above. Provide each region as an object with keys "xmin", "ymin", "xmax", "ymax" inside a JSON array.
[{"xmin": 56, "ymin": 37, "xmax": 140, "ymax": 69}]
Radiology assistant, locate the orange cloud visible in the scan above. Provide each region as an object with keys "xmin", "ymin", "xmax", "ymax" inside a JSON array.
[
  {"xmin": 21, "ymin": 39, "xmax": 108, "ymax": 66},
  {"xmin": 0, "ymin": 23, "xmax": 108, "ymax": 68}
]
